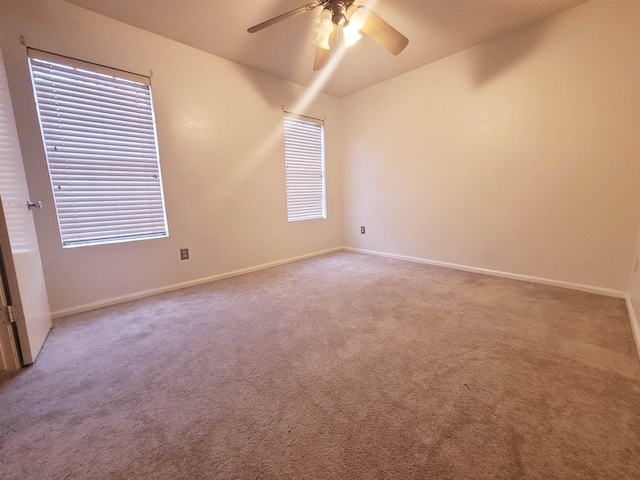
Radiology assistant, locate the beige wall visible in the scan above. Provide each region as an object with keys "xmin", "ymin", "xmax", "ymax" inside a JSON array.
[
  {"xmin": 342, "ymin": 0, "xmax": 640, "ymax": 291},
  {"xmin": 0, "ymin": 0, "xmax": 343, "ymax": 314}
]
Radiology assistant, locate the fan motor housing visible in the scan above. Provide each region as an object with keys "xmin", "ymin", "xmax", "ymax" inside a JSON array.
[{"xmin": 319, "ymin": 0, "xmax": 356, "ymax": 24}]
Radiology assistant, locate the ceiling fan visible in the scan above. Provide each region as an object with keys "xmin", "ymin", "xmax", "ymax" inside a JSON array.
[{"xmin": 247, "ymin": 0, "xmax": 409, "ymax": 71}]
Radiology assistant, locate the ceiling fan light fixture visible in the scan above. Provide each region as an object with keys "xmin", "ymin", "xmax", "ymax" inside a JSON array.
[
  {"xmin": 313, "ymin": 33, "xmax": 332, "ymax": 50},
  {"xmin": 343, "ymin": 27, "xmax": 362, "ymax": 47},
  {"xmin": 346, "ymin": 5, "xmax": 367, "ymax": 27},
  {"xmin": 343, "ymin": 5, "xmax": 368, "ymax": 47},
  {"xmin": 247, "ymin": 1, "xmax": 409, "ymax": 70},
  {"xmin": 312, "ymin": 8, "xmax": 334, "ymax": 50}
]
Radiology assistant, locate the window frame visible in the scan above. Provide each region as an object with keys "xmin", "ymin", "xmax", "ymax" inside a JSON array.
[
  {"xmin": 283, "ymin": 113, "xmax": 327, "ymax": 223},
  {"xmin": 27, "ymin": 49, "xmax": 169, "ymax": 248}
]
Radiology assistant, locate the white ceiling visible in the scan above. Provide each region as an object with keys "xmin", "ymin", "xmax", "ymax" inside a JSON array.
[{"xmin": 63, "ymin": 0, "xmax": 590, "ymax": 98}]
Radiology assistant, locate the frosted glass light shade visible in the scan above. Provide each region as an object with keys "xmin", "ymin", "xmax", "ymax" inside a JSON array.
[
  {"xmin": 313, "ymin": 8, "xmax": 333, "ymax": 50},
  {"xmin": 343, "ymin": 5, "xmax": 367, "ymax": 47},
  {"xmin": 313, "ymin": 32, "xmax": 332, "ymax": 50},
  {"xmin": 347, "ymin": 5, "xmax": 368, "ymax": 30}
]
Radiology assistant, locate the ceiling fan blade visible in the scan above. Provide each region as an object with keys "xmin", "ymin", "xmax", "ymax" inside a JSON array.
[
  {"xmin": 313, "ymin": 46, "xmax": 330, "ymax": 71},
  {"xmin": 360, "ymin": 8, "xmax": 409, "ymax": 55},
  {"xmin": 313, "ymin": 27, "xmax": 336, "ymax": 71},
  {"xmin": 248, "ymin": 3, "xmax": 319, "ymax": 33}
]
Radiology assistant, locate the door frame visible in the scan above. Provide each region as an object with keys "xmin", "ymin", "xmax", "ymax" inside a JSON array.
[{"xmin": 0, "ymin": 199, "xmax": 22, "ymax": 372}]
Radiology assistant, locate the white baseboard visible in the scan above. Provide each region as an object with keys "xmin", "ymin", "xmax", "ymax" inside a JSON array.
[
  {"xmin": 624, "ymin": 294, "xmax": 640, "ymax": 360},
  {"xmin": 343, "ymin": 247, "xmax": 626, "ymax": 298},
  {"xmin": 51, "ymin": 247, "xmax": 342, "ymax": 319},
  {"xmin": 51, "ymin": 244, "xmax": 640, "ymax": 360}
]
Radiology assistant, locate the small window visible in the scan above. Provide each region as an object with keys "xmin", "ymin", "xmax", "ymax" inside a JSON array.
[
  {"xmin": 283, "ymin": 115, "xmax": 326, "ymax": 222},
  {"xmin": 28, "ymin": 49, "xmax": 168, "ymax": 248}
]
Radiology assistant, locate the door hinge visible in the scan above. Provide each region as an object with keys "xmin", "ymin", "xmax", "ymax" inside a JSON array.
[{"xmin": 0, "ymin": 305, "xmax": 19, "ymax": 325}]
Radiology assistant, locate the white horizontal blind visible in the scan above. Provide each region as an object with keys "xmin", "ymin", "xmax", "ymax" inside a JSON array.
[
  {"xmin": 28, "ymin": 50, "xmax": 168, "ymax": 247},
  {"xmin": 283, "ymin": 115, "xmax": 326, "ymax": 222}
]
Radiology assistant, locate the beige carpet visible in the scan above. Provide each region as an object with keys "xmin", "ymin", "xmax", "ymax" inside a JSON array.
[{"xmin": 1, "ymin": 251, "xmax": 639, "ymax": 479}]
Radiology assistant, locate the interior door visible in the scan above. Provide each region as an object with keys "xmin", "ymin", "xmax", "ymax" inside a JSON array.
[{"xmin": 0, "ymin": 46, "xmax": 52, "ymax": 365}]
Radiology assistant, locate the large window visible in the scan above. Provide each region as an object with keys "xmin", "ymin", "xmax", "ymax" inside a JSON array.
[
  {"xmin": 28, "ymin": 49, "xmax": 168, "ymax": 248},
  {"xmin": 283, "ymin": 114, "xmax": 326, "ymax": 222}
]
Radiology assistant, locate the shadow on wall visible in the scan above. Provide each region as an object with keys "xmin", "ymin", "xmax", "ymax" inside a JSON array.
[
  {"xmin": 392, "ymin": 0, "xmax": 564, "ymax": 89},
  {"xmin": 468, "ymin": 15, "xmax": 556, "ymax": 87}
]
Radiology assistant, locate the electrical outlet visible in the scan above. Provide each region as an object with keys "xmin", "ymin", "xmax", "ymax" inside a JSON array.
[
  {"xmin": 361, "ymin": 226, "xmax": 365, "ymax": 234},
  {"xmin": 635, "ymin": 258, "xmax": 639, "ymax": 273},
  {"xmin": 180, "ymin": 248, "xmax": 189, "ymax": 260}
]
